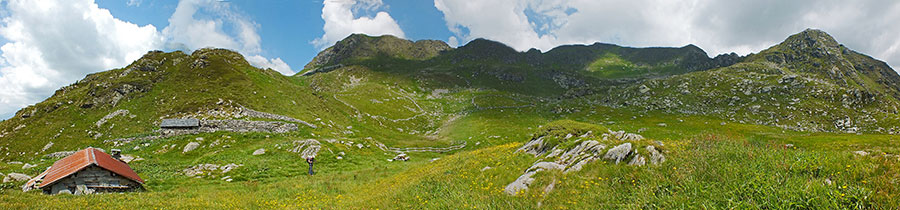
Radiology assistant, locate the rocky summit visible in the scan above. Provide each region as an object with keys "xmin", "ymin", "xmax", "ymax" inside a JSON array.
[{"xmin": 2, "ymin": 29, "xmax": 900, "ymax": 209}]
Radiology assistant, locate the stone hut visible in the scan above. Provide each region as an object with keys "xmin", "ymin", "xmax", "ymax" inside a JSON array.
[
  {"xmin": 160, "ymin": 118, "xmax": 200, "ymax": 129},
  {"xmin": 34, "ymin": 147, "xmax": 144, "ymax": 195}
]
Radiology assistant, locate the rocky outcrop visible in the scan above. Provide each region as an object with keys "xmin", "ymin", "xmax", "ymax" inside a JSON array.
[
  {"xmin": 647, "ymin": 145, "xmax": 666, "ymax": 164},
  {"xmin": 506, "ymin": 129, "xmax": 665, "ymax": 195},
  {"xmin": 603, "ymin": 143, "xmax": 632, "ymax": 164},
  {"xmin": 505, "ymin": 162, "xmax": 565, "ymax": 195},
  {"xmin": 3, "ymin": 173, "xmax": 31, "ymax": 183},
  {"xmin": 300, "ymin": 64, "xmax": 344, "ymax": 76},
  {"xmin": 289, "ymin": 139, "xmax": 321, "ymax": 159},
  {"xmin": 183, "ymin": 142, "xmax": 200, "ymax": 153},
  {"xmin": 96, "ymin": 109, "xmax": 130, "ymax": 127}
]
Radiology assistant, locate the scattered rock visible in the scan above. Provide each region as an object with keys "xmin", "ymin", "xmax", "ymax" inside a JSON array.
[
  {"xmin": 183, "ymin": 142, "xmax": 200, "ymax": 153},
  {"xmin": 530, "ymin": 162, "xmax": 565, "ymax": 171},
  {"xmin": 393, "ymin": 153, "xmax": 409, "ymax": 161},
  {"xmin": 481, "ymin": 166, "xmax": 493, "ymax": 171},
  {"xmin": 183, "ymin": 163, "xmax": 242, "ymax": 177},
  {"xmin": 638, "ymin": 85, "xmax": 651, "ymax": 94},
  {"xmin": 120, "ymin": 155, "xmax": 141, "ymax": 163},
  {"xmin": 183, "ymin": 164, "xmax": 219, "ymax": 177},
  {"xmin": 505, "ymin": 171, "xmax": 538, "ymax": 195},
  {"xmin": 621, "ymin": 133, "xmax": 644, "ymax": 141},
  {"xmin": 41, "ymin": 142, "xmax": 54, "ymax": 152},
  {"xmin": 784, "ymin": 144, "xmax": 795, "ymax": 149},
  {"xmin": 221, "ymin": 163, "xmax": 241, "ymax": 173},
  {"xmin": 504, "ymin": 162, "xmax": 564, "ymax": 195},
  {"xmin": 3, "ymin": 173, "xmax": 31, "ymax": 183},
  {"xmin": 628, "ymin": 153, "xmax": 646, "ymax": 166},
  {"xmin": 428, "ymin": 89, "xmax": 449, "ymax": 99},
  {"xmin": 516, "ymin": 137, "xmax": 547, "ymax": 156},
  {"xmin": 853, "ymin": 150, "xmax": 869, "ymax": 156},
  {"xmin": 646, "ymin": 146, "xmax": 666, "ymax": 164},
  {"xmin": 603, "ymin": 143, "xmax": 632, "ymax": 164},
  {"xmin": 44, "ymin": 151, "xmax": 75, "ymax": 159},
  {"xmin": 252, "ymin": 149, "xmax": 266, "ymax": 156},
  {"xmin": 22, "ymin": 163, "xmax": 37, "ymax": 170}
]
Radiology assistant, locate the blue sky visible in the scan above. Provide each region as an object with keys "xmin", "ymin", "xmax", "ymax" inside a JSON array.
[
  {"xmin": 2, "ymin": 0, "xmax": 900, "ymax": 120},
  {"xmin": 93, "ymin": 0, "xmax": 454, "ymax": 73}
]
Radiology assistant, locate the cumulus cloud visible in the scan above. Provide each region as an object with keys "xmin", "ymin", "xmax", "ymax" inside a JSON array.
[
  {"xmin": 433, "ymin": 0, "xmax": 900, "ymax": 69},
  {"xmin": 434, "ymin": 0, "xmax": 561, "ymax": 51},
  {"xmin": 127, "ymin": 0, "xmax": 143, "ymax": 7},
  {"xmin": 0, "ymin": 0, "xmax": 163, "ymax": 118},
  {"xmin": 246, "ymin": 55, "xmax": 293, "ymax": 75},
  {"xmin": 312, "ymin": 0, "xmax": 406, "ymax": 49},
  {"xmin": 163, "ymin": 0, "xmax": 292, "ymax": 75}
]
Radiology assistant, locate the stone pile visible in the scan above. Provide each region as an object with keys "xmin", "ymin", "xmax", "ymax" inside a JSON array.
[{"xmin": 505, "ymin": 129, "xmax": 664, "ymax": 195}]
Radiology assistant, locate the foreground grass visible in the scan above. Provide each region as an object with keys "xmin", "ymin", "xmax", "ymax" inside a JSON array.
[{"xmin": 2, "ymin": 130, "xmax": 897, "ymax": 209}]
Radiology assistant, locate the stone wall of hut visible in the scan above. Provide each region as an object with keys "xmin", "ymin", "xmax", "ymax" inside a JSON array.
[{"xmin": 43, "ymin": 165, "xmax": 142, "ymax": 195}]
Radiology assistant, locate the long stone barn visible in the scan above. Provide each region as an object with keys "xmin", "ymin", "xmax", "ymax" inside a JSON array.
[{"xmin": 31, "ymin": 147, "xmax": 144, "ymax": 194}]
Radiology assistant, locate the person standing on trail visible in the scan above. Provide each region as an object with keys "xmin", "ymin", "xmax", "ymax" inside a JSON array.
[{"xmin": 306, "ymin": 157, "xmax": 315, "ymax": 175}]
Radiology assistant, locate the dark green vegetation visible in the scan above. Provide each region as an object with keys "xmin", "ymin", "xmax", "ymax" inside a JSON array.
[{"xmin": 1, "ymin": 29, "xmax": 899, "ymax": 209}]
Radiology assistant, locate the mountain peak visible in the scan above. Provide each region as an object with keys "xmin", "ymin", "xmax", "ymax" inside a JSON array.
[
  {"xmin": 750, "ymin": 29, "xmax": 845, "ymax": 65},
  {"xmin": 451, "ymin": 38, "xmax": 519, "ymax": 59},
  {"xmin": 303, "ymin": 34, "xmax": 450, "ymax": 71},
  {"xmin": 782, "ymin": 28, "xmax": 841, "ymax": 51}
]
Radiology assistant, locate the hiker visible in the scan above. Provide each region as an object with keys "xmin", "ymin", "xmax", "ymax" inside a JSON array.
[{"xmin": 306, "ymin": 157, "xmax": 315, "ymax": 175}]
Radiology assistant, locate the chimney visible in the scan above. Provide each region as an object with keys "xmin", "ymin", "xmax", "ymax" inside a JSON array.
[{"xmin": 111, "ymin": 149, "xmax": 122, "ymax": 160}]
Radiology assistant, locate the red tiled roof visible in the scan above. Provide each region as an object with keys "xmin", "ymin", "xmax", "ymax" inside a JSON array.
[{"xmin": 38, "ymin": 147, "xmax": 144, "ymax": 188}]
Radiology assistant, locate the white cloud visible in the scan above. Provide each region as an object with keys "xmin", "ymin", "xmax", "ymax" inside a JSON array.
[
  {"xmin": 161, "ymin": 0, "xmax": 293, "ymax": 74},
  {"xmin": 434, "ymin": 0, "xmax": 559, "ymax": 51},
  {"xmin": 0, "ymin": 0, "xmax": 163, "ymax": 118},
  {"xmin": 127, "ymin": 0, "xmax": 142, "ymax": 7},
  {"xmin": 447, "ymin": 36, "xmax": 458, "ymax": 47},
  {"xmin": 433, "ymin": 0, "xmax": 900, "ymax": 69},
  {"xmin": 246, "ymin": 55, "xmax": 293, "ymax": 75},
  {"xmin": 312, "ymin": 0, "xmax": 406, "ymax": 49}
]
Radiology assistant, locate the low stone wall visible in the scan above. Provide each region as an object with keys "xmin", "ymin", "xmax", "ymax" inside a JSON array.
[
  {"xmin": 238, "ymin": 105, "xmax": 316, "ymax": 128},
  {"xmin": 106, "ymin": 119, "xmax": 298, "ymax": 145}
]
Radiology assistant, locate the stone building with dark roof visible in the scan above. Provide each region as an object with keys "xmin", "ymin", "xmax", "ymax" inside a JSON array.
[
  {"xmin": 33, "ymin": 147, "xmax": 144, "ymax": 194},
  {"xmin": 160, "ymin": 118, "xmax": 200, "ymax": 129}
]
